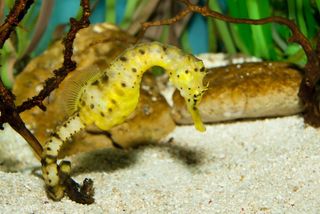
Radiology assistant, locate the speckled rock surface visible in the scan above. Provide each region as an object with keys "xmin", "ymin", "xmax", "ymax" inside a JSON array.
[{"xmin": 172, "ymin": 62, "xmax": 303, "ymax": 124}]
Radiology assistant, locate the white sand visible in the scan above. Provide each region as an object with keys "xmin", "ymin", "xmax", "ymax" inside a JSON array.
[{"xmin": 0, "ymin": 115, "xmax": 320, "ymax": 213}]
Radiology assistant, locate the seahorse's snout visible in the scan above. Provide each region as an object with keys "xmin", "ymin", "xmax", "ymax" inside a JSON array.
[
  {"xmin": 189, "ymin": 90, "xmax": 206, "ymax": 132},
  {"xmin": 188, "ymin": 104, "xmax": 206, "ymax": 132},
  {"xmin": 181, "ymin": 64, "xmax": 208, "ymax": 132}
]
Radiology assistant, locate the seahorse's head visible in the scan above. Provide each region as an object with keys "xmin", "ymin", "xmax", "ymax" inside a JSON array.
[
  {"xmin": 169, "ymin": 56, "xmax": 208, "ymax": 132},
  {"xmin": 125, "ymin": 41, "xmax": 207, "ymax": 132}
]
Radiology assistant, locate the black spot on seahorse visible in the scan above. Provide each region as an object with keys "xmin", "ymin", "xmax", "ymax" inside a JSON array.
[
  {"xmin": 193, "ymin": 99, "xmax": 198, "ymax": 105},
  {"xmin": 200, "ymin": 67, "xmax": 205, "ymax": 72},
  {"xmin": 132, "ymin": 68, "xmax": 137, "ymax": 73},
  {"xmin": 139, "ymin": 49, "xmax": 145, "ymax": 55},
  {"xmin": 162, "ymin": 46, "xmax": 167, "ymax": 52},
  {"xmin": 120, "ymin": 56, "xmax": 127, "ymax": 61},
  {"xmin": 51, "ymin": 133, "xmax": 61, "ymax": 140},
  {"xmin": 42, "ymin": 155, "xmax": 57, "ymax": 166},
  {"xmin": 121, "ymin": 83, "xmax": 126, "ymax": 87},
  {"xmin": 46, "ymin": 154, "xmax": 57, "ymax": 160},
  {"xmin": 108, "ymin": 108, "xmax": 112, "ymax": 112},
  {"xmin": 41, "ymin": 158, "xmax": 47, "ymax": 166},
  {"xmin": 90, "ymin": 104, "xmax": 95, "ymax": 109},
  {"xmin": 101, "ymin": 74, "xmax": 108, "ymax": 84},
  {"xmin": 185, "ymin": 70, "xmax": 189, "ymax": 74},
  {"xmin": 91, "ymin": 80, "xmax": 99, "ymax": 86}
]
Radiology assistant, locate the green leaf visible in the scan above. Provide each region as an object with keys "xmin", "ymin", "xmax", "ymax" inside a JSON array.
[
  {"xmin": 120, "ymin": 0, "xmax": 141, "ymax": 29},
  {"xmin": 0, "ymin": 45, "xmax": 14, "ymax": 88},
  {"xmin": 180, "ymin": 29, "xmax": 192, "ymax": 53},
  {"xmin": 246, "ymin": 0, "xmax": 265, "ymax": 57},
  {"xmin": 207, "ymin": 18, "xmax": 217, "ymax": 52},
  {"xmin": 15, "ymin": 2, "xmax": 38, "ymax": 56},
  {"xmin": 209, "ymin": 1, "xmax": 236, "ymax": 54},
  {"xmin": 105, "ymin": 0, "xmax": 116, "ymax": 23},
  {"xmin": 227, "ymin": 0, "xmax": 253, "ymax": 55},
  {"xmin": 285, "ymin": 44, "xmax": 306, "ymax": 65},
  {"xmin": 303, "ymin": 0, "xmax": 318, "ymax": 38},
  {"xmin": 151, "ymin": 66, "xmax": 164, "ymax": 76},
  {"xmin": 316, "ymin": 0, "xmax": 320, "ymax": 12},
  {"xmin": 296, "ymin": 0, "xmax": 308, "ymax": 37},
  {"xmin": 159, "ymin": 25, "xmax": 170, "ymax": 43}
]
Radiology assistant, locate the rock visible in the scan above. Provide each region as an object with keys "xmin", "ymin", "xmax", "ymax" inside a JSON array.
[{"xmin": 172, "ymin": 62, "xmax": 303, "ymax": 124}]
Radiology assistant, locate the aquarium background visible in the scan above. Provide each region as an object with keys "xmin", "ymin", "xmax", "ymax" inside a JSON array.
[{"xmin": 1, "ymin": 0, "xmax": 319, "ymax": 88}]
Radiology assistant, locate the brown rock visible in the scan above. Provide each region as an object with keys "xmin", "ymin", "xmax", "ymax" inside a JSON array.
[{"xmin": 172, "ymin": 62, "xmax": 304, "ymax": 124}]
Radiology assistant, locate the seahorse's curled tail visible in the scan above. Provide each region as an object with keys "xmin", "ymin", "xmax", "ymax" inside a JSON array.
[{"xmin": 41, "ymin": 114, "xmax": 85, "ymax": 201}]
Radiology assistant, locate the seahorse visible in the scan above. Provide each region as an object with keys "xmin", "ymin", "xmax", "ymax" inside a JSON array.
[{"xmin": 41, "ymin": 42, "xmax": 207, "ymax": 203}]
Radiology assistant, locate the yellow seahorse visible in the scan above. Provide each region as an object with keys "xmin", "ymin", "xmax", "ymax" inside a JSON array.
[{"xmin": 41, "ymin": 42, "xmax": 207, "ymax": 203}]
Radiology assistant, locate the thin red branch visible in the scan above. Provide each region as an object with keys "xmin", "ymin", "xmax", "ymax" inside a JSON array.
[
  {"xmin": 139, "ymin": 1, "xmax": 313, "ymax": 61},
  {"xmin": 0, "ymin": 0, "xmax": 34, "ymax": 48}
]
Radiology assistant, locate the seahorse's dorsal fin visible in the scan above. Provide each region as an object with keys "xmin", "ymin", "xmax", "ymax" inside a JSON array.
[{"xmin": 62, "ymin": 65, "xmax": 101, "ymax": 116}]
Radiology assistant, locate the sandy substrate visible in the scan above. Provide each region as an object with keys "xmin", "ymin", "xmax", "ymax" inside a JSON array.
[{"xmin": 0, "ymin": 115, "xmax": 320, "ymax": 213}]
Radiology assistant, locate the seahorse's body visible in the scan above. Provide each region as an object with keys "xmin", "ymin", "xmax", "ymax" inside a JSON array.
[{"xmin": 41, "ymin": 42, "xmax": 207, "ymax": 202}]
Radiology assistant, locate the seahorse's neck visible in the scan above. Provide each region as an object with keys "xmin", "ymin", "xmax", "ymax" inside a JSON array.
[
  {"xmin": 106, "ymin": 42, "xmax": 207, "ymax": 131},
  {"xmin": 107, "ymin": 42, "xmax": 181, "ymax": 89}
]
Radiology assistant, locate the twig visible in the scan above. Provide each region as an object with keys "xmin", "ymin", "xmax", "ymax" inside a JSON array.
[{"xmin": 0, "ymin": 0, "xmax": 34, "ymax": 48}]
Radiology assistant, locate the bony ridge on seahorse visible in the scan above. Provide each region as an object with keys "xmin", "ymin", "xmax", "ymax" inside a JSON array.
[{"xmin": 41, "ymin": 41, "xmax": 208, "ymax": 204}]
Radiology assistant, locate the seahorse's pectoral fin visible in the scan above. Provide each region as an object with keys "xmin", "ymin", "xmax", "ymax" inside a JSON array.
[
  {"xmin": 61, "ymin": 65, "xmax": 101, "ymax": 116},
  {"xmin": 188, "ymin": 106, "xmax": 206, "ymax": 132}
]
